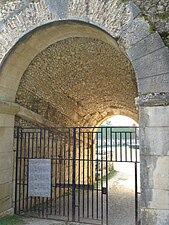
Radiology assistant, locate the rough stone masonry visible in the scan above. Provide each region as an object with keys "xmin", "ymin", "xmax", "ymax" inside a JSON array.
[{"xmin": 0, "ymin": 1, "xmax": 169, "ymax": 225}]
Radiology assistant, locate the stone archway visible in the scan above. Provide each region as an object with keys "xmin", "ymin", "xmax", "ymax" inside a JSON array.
[{"xmin": 0, "ymin": 1, "xmax": 169, "ymax": 224}]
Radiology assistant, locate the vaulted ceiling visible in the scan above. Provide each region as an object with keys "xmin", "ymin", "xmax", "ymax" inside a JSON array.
[{"xmin": 16, "ymin": 37, "xmax": 138, "ymax": 126}]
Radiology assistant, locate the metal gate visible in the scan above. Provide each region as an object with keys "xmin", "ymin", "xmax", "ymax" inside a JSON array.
[{"xmin": 14, "ymin": 126, "xmax": 140, "ymax": 225}]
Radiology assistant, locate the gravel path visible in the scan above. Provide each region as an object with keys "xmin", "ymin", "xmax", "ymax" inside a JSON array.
[{"xmin": 108, "ymin": 172, "xmax": 136, "ymax": 225}]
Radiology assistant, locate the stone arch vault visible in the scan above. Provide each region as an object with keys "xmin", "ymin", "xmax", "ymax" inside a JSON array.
[{"xmin": 0, "ymin": 1, "xmax": 169, "ymax": 224}]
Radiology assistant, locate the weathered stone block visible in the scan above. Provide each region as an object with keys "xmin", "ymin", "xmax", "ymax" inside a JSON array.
[
  {"xmin": 0, "ymin": 86, "xmax": 16, "ymax": 102},
  {"xmin": 138, "ymin": 73, "xmax": 169, "ymax": 93},
  {"xmin": 140, "ymin": 155, "xmax": 169, "ymax": 190},
  {"xmin": 0, "ymin": 63, "xmax": 24, "ymax": 96},
  {"xmin": 0, "ymin": 127, "xmax": 14, "ymax": 153},
  {"xmin": 141, "ymin": 188, "xmax": 169, "ymax": 210},
  {"xmin": 0, "ymin": 114, "xmax": 14, "ymax": 127},
  {"xmin": 139, "ymin": 106, "xmax": 169, "ymax": 127},
  {"xmin": 120, "ymin": 18, "xmax": 150, "ymax": 47},
  {"xmin": 133, "ymin": 47, "xmax": 169, "ymax": 79},
  {"xmin": 140, "ymin": 155, "xmax": 157, "ymax": 190},
  {"xmin": 0, "ymin": 196, "xmax": 12, "ymax": 214},
  {"xmin": 127, "ymin": 2, "xmax": 141, "ymax": 21},
  {"xmin": 141, "ymin": 208, "xmax": 169, "ymax": 225},
  {"xmin": 140, "ymin": 127, "xmax": 169, "ymax": 155},
  {"xmin": 45, "ymin": 0, "xmax": 68, "ymax": 18},
  {"xmin": 127, "ymin": 32, "xmax": 165, "ymax": 61},
  {"xmin": 0, "ymin": 169, "xmax": 13, "ymax": 184},
  {"xmin": 0, "ymin": 182, "xmax": 12, "ymax": 200},
  {"xmin": 0, "ymin": 152, "xmax": 13, "ymax": 170}
]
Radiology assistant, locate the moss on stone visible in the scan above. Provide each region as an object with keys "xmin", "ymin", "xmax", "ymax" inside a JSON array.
[
  {"xmin": 141, "ymin": 14, "xmax": 155, "ymax": 32},
  {"xmin": 149, "ymin": 18, "xmax": 155, "ymax": 32},
  {"xmin": 156, "ymin": 12, "xmax": 169, "ymax": 20},
  {"xmin": 160, "ymin": 32, "xmax": 169, "ymax": 47},
  {"xmin": 120, "ymin": 0, "xmax": 130, "ymax": 3}
]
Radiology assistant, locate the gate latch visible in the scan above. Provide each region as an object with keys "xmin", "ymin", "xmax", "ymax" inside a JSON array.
[{"xmin": 102, "ymin": 187, "xmax": 107, "ymax": 194}]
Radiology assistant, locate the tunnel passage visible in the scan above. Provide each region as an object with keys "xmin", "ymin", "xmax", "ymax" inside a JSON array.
[
  {"xmin": 15, "ymin": 37, "xmax": 138, "ymax": 127},
  {"xmin": 13, "ymin": 34, "xmax": 140, "ymax": 225}
]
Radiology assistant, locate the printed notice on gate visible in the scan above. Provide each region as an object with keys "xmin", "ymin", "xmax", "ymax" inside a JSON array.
[{"xmin": 28, "ymin": 159, "xmax": 51, "ymax": 197}]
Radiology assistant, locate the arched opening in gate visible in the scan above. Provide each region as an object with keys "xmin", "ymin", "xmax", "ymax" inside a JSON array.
[{"xmin": 1, "ymin": 20, "xmax": 139, "ymax": 224}]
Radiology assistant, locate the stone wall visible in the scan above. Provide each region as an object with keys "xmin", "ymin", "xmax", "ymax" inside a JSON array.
[
  {"xmin": 0, "ymin": 0, "xmax": 168, "ymax": 59},
  {"xmin": 132, "ymin": 0, "xmax": 169, "ymax": 47}
]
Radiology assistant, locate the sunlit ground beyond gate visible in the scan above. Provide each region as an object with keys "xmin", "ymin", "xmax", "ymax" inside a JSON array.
[
  {"xmin": 108, "ymin": 162, "xmax": 140, "ymax": 225},
  {"xmin": 14, "ymin": 126, "xmax": 140, "ymax": 225}
]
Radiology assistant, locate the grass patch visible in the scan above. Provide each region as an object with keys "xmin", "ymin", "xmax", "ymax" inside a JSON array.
[
  {"xmin": 0, "ymin": 215, "xmax": 24, "ymax": 225},
  {"xmin": 156, "ymin": 12, "xmax": 169, "ymax": 20}
]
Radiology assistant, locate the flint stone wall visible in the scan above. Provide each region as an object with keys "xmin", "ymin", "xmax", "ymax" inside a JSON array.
[{"xmin": 0, "ymin": 0, "xmax": 169, "ymax": 64}]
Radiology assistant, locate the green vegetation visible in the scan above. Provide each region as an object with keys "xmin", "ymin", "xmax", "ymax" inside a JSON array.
[
  {"xmin": 156, "ymin": 12, "xmax": 169, "ymax": 20},
  {"xmin": 0, "ymin": 215, "xmax": 24, "ymax": 225},
  {"xmin": 148, "ymin": 17, "xmax": 155, "ymax": 32},
  {"xmin": 141, "ymin": 14, "xmax": 155, "ymax": 32},
  {"xmin": 160, "ymin": 32, "xmax": 169, "ymax": 48},
  {"xmin": 120, "ymin": 0, "xmax": 130, "ymax": 3}
]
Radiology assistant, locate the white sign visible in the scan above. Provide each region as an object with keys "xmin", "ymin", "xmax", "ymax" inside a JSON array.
[{"xmin": 28, "ymin": 159, "xmax": 51, "ymax": 197}]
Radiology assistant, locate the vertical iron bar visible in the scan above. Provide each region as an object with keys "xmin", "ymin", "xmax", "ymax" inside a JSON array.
[
  {"xmin": 132, "ymin": 131, "xmax": 134, "ymax": 162},
  {"xmin": 72, "ymin": 128, "xmax": 76, "ymax": 221},
  {"xmin": 63, "ymin": 130, "xmax": 66, "ymax": 217},
  {"xmin": 59, "ymin": 129, "xmax": 62, "ymax": 215},
  {"xmin": 135, "ymin": 162, "xmax": 138, "ymax": 225},
  {"xmin": 91, "ymin": 131, "xmax": 94, "ymax": 219},
  {"xmin": 106, "ymin": 128, "xmax": 108, "ymax": 225},
  {"xmin": 120, "ymin": 132, "xmax": 122, "ymax": 161},
  {"xmin": 30, "ymin": 132, "xmax": 34, "ymax": 212},
  {"xmin": 55, "ymin": 131, "xmax": 58, "ymax": 215},
  {"xmin": 22, "ymin": 132, "xmax": 26, "ymax": 212},
  {"xmin": 32, "ymin": 132, "xmax": 36, "ymax": 210},
  {"xmin": 15, "ymin": 127, "xmax": 20, "ymax": 214},
  {"xmin": 38, "ymin": 129, "xmax": 42, "ymax": 217},
  {"xmin": 96, "ymin": 132, "xmax": 99, "ymax": 220},
  {"xmin": 87, "ymin": 132, "xmax": 90, "ymax": 218},
  {"xmin": 37, "ymin": 129, "xmax": 42, "ymax": 216},
  {"xmin": 125, "ymin": 132, "xmax": 127, "ymax": 162},
  {"xmin": 130, "ymin": 132, "xmax": 132, "ymax": 162},
  {"xmin": 42, "ymin": 129, "xmax": 46, "ymax": 217},
  {"xmin": 115, "ymin": 132, "xmax": 117, "ymax": 161},
  {"xmin": 78, "ymin": 128, "xmax": 81, "ymax": 222},
  {"xmin": 135, "ymin": 127, "xmax": 138, "ymax": 162},
  {"xmin": 101, "ymin": 128, "xmax": 103, "ymax": 225},
  {"xmin": 67, "ymin": 128, "xmax": 71, "ymax": 220},
  {"xmin": 27, "ymin": 132, "xmax": 31, "ymax": 213},
  {"xmin": 82, "ymin": 132, "xmax": 85, "ymax": 218},
  {"xmin": 110, "ymin": 128, "xmax": 112, "ymax": 161},
  {"xmin": 18, "ymin": 128, "xmax": 23, "ymax": 214},
  {"xmin": 46, "ymin": 129, "xmax": 50, "ymax": 217},
  {"xmin": 50, "ymin": 132, "xmax": 54, "ymax": 215},
  {"xmin": 34, "ymin": 130, "xmax": 38, "ymax": 212}
]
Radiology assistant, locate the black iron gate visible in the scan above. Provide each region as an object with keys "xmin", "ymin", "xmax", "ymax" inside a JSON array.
[{"xmin": 14, "ymin": 126, "xmax": 140, "ymax": 225}]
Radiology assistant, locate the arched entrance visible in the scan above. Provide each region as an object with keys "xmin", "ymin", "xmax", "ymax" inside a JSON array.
[
  {"xmin": 11, "ymin": 23, "xmax": 138, "ymax": 224},
  {"xmin": 0, "ymin": 2, "xmax": 169, "ymax": 224}
]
